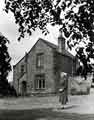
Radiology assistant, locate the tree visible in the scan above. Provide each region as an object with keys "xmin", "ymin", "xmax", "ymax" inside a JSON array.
[
  {"xmin": 4, "ymin": 0, "xmax": 94, "ymax": 77},
  {"xmin": 0, "ymin": 33, "xmax": 11, "ymax": 95}
]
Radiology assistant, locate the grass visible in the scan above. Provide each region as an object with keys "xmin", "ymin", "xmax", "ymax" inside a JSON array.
[{"xmin": 0, "ymin": 108, "xmax": 94, "ymax": 120}]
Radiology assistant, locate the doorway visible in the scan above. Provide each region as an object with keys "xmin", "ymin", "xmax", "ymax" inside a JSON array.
[{"xmin": 21, "ymin": 81, "xmax": 27, "ymax": 96}]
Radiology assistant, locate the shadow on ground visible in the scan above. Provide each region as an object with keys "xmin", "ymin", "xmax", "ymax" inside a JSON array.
[
  {"xmin": 0, "ymin": 108, "xmax": 94, "ymax": 120},
  {"xmin": 56, "ymin": 105, "xmax": 78, "ymax": 110}
]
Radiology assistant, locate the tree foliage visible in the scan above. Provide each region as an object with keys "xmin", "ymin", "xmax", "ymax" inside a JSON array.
[
  {"xmin": 5, "ymin": 0, "xmax": 94, "ymax": 77},
  {"xmin": 0, "ymin": 33, "xmax": 11, "ymax": 95}
]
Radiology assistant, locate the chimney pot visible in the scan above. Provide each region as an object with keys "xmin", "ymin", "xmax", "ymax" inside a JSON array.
[{"xmin": 58, "ymin": 30, "xmax": 65, "ymax": 53}]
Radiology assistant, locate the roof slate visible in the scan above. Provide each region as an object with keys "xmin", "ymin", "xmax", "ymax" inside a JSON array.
[{"xmin": 40, "ymin": 38, "xmax": 74, "ymax": 59}]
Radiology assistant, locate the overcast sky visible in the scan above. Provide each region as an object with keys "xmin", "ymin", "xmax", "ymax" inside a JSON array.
[{"xmin": 0, "ymin": 0, "xmax": 61, "ymax": 82}]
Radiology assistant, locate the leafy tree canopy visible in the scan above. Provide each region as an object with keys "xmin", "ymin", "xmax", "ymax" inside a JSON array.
[
  {"xmin": 4, "ymin": 0, "xmax": 94, "ymax": 77},
  {"xmin": 0, "ymin": 33, "xmax": 11, "ymax": 95}
]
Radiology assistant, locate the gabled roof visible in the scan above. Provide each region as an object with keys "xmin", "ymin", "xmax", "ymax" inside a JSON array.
[
  {"xmin": 40, "ymin": 38, "xmax": 74, "ymax": 59},
  {"xmin": 40, "ymin": 38, "xmax": 57, "ymax": 49},
  {"xmin": 14, "ymin": 38, "xmax": 75, "ymax": 67}
]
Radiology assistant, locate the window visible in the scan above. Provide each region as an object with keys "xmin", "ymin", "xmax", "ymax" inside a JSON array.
[
  {"xmin": 35, "ymin": 74, "xmax": 45, "ymax": 89},
  {"xmin": 36, "ymin": 53, "xmax": 44, "ymax": 68},
  {"xmin": 21, "ymin": 65, "xmax": 24, "ymax": 75}
]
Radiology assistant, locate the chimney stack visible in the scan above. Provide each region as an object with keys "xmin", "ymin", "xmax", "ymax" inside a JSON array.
[{"xmin": 58, "ymin": 29, "xmax": 65, "ymax": 53}]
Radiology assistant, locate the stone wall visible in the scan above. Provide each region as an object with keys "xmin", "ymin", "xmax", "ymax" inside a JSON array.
[
  {"xmin": 69, "ymin": 74, "xmax": 93, "ymax": 95},
  {"xmin": 13, "ymin": 56, "xmax": 26, "ymax": 95},
  {"xmin": 27, "ymin": 39, "xmax": 55, "ymax": 94},
  {"xmin": 53, "ymin": 51, "xmax": 76, "ymax": 92}
]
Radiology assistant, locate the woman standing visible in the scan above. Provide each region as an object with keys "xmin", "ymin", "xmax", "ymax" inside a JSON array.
[{"xmin": 59, "ymin": 73, "xmax": 68, "ymax": 109}]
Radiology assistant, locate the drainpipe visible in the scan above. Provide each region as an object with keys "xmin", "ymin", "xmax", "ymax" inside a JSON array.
[
  {"xmin": 17, "ymin": 79, "xmax": 19, "ymax": 96},
  {"xmin": 25, "ymin": 52, "xmax": 28, "ymax": 95},
  {"xmin": 72, "ymin": 59, "xmax": 73, "ymax": 77}
]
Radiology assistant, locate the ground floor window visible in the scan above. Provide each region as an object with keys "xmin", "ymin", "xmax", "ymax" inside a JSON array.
[{"xmin": 35, "ymin": 74, "xmax": 45, "ymax": 89}]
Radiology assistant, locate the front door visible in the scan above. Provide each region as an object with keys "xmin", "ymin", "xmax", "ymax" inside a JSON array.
[{"xmin": 21, "ymin": 81, "xmax": 27, "ymax": 96}]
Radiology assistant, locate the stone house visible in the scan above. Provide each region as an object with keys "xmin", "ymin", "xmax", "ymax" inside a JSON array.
[{"xmin": 13, "ymin": 34, "xmax": 78, "ymax": 96}]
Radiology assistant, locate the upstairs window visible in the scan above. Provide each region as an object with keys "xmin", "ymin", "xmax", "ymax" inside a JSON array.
[
  {"xmin": 36, "ymin": 53, "xmax": 44, "ymax": 68},
  {"xmin": 21, "ymin": 64, "xmax": 24, "ymax": 75}
]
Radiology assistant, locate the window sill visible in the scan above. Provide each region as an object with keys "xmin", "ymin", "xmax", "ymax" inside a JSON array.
[
  {"xmin": 36, "ymin": 67, "xmax": 44, "ymax": 69},
  {"xmin": 35, "ymin": 88, "xmax": 46, "ymax": 90}
]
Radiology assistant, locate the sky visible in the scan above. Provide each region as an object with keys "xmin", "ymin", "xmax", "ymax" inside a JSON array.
[{"xmin": 0, "ymin": 0, "xmax": 61, "ymax": 82}]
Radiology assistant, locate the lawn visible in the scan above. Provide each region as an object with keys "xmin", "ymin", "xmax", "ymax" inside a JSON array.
[
  {"xmin": 0, "ymin": 108, "xmax": 94, "ymax": 120},
  {"xmin": 0, "ymin": 95, "xmax": 94, "ymax": 120}
]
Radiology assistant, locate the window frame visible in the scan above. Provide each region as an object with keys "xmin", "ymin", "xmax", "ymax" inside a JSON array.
[
  {"xmin": 20, "ymin": 64, "xmax": 25, "ymax": 76},
  {"xmin": 35, "ymin": 74, "xmax": 45, "ymax": 90},
  {"xmin": 36, "ymin": 53, "xmax": 44, "ymax": 68}
]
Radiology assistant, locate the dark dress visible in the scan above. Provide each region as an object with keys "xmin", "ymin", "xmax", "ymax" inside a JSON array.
[{"xmin": 59, "ymin": 76, "xmax": 68, "ymax": 105}]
